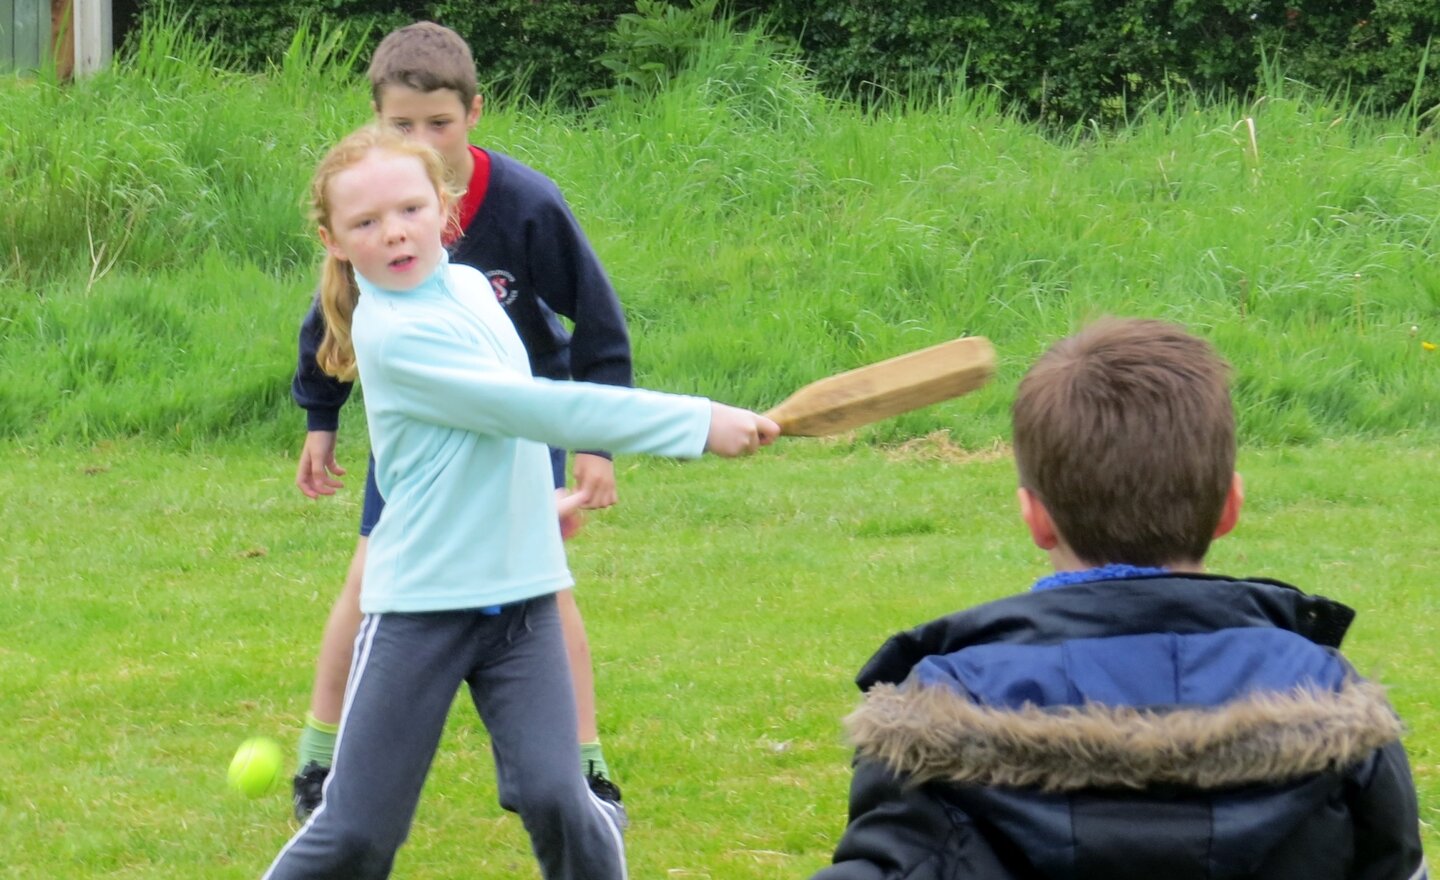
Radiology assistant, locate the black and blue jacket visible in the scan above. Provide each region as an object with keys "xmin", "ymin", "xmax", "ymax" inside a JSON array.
[
  {"xmin": 814, "ymin": 573, "xmax": 1428, "ymax": 880},
  {"xmin": 292, "ymin": 150, "xmax": 632, "ymax": 448}
]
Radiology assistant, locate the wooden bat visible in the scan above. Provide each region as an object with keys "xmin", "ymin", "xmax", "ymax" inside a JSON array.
[{"xmin": 765, "ymin": 336, "xmax": 996, "ymax": 436}]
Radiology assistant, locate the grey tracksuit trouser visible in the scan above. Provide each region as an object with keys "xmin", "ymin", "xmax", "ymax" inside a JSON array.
[{"xmin": 262, "ymin": 593, "xmax": 627, "ymax": 879}]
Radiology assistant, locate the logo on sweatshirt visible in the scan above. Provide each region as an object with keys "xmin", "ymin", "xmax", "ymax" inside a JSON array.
[{"xmin": 488, "ymin": 270, "xmax": 519, "ymax": 308}]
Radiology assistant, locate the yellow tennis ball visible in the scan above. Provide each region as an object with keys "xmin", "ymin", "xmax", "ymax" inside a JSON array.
[{"xmin": 228, "ymin": 737, "xmax": 284, "ymax": 798}]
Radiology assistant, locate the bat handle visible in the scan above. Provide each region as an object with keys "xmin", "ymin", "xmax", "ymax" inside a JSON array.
[{"xmin": 761, "ymin": 408, "xmax": 789, "ymax": 437}]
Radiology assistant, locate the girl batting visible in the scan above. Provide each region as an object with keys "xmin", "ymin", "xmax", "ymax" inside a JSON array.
[{"xmin": 263, "ymin": 125, "xmax": 776, "ymax": 880}]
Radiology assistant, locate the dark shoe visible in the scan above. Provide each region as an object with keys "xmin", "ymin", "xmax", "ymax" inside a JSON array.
[
  {"xmin": 585, "ymin": 762, "xmax": 628, "ymax": 831},
  {"xmin": 292, "ymin": 761, "xmax": 329, "ymax": 823}
]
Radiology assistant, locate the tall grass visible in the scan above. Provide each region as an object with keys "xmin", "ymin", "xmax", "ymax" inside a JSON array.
[{"xmin": 2, "ymin": 15, "xmax": 1438, "ymax": 450}]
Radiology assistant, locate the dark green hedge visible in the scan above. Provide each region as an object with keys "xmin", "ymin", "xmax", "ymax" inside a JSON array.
[
  {"xmin": 136, "ymin": 0, "xmax": 1439, "ymax": 122},
  {"xmin": 730, "ymin": 0, "xmax": 1440, "ymax": 122},
  {"xmin": 132, "ymin": 0, "xmax": 634, "ymax": 101},
  {"xmin": 134, "ymin": 1, "xmax": 409, "ymax": 70}
]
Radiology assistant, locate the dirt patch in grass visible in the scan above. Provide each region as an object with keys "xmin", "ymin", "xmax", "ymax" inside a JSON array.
[{"xmin": 882, "ymin": 431, "xmax": 1011, "ymax": 464}]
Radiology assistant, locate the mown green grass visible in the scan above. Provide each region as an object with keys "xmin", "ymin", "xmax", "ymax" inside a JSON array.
[
  {"xmin": 0, "ymin": 438, "xmax": 1435, "ymax": 877},
  {"xmin": 2, "ymin": 13, "xmax": 1437, "ymax": 877},
  {"xmin": 2, "ymin": 17, "xmax": 1439, "ymax": 447}
]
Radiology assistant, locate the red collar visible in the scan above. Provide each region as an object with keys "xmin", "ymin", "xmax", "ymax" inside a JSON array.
[{"xmin": 445, "ymin": 145, "xmax": 490, "ymax": 246}]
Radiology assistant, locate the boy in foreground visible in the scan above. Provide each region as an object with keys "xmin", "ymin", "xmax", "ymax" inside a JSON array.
[
  {"xmin": 290, "ymin": 21, "xmax": 632, "ymax": 821},
  {"xmin": 813, "ymin": 317, "xmax": 1427, "ymax": 880}
]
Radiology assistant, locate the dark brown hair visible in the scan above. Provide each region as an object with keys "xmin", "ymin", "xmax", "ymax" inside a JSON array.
[
  {"xmin": 368, "ymin": 21, "xmax": 477, "ymax": 109},
  {"xmin": 1011, "ymin": 317, "xmax": 1236, "ymax": 567}
]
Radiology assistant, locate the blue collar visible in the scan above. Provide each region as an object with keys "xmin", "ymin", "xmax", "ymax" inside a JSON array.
[
  {"xmin": 355, "ymin": 251, "xmax": 450, "ymax": 297},
  {"xmin": 1030, "ymin": 564, "xmax": 1169, "ymax": 592}
]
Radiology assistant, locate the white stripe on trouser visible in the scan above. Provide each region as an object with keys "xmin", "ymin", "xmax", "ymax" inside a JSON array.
[
  {"xmin": 585, "ymin": 789, "xmax": 628, "ymax": 880},
  {"xmin": 259, "ymin": 614, "xmax": 382, "ymax": 879},
  {"xmin": 1405, "ymin": 859, "xmax": 1428, "ymax": 880}
]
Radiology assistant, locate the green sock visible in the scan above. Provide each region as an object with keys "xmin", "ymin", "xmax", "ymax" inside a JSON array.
[
  {"xmin": 297, "ymin": 713, "xmax": 339, "ymax": 772},
  {"xmin": 580, "ymin": 741, "xmax": 610, "ymax": 780}
]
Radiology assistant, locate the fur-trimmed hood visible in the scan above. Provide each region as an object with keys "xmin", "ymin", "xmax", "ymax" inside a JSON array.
[
  {"xmin": 813, "ymin": 580, "xmax": 1428, "ymax": 880},
  {"xmin": 846, "ymin": 678, "xmax": 1402, "ymax": 792}
]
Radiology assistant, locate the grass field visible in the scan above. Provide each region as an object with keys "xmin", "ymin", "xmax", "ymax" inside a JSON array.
[
  {"xmin": 2, "ymin": 12, "xmax": 1438, "ymax": 877},
  {"xmin": 3, "ymin": 17, "xmax": 1440, "ymax": 448},
  {"xmin": 1, "ymin": 437, "xmax": 1435, "ymax": 877}
]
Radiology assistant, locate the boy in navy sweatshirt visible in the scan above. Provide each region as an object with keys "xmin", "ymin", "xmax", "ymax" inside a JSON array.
[{"xmin": 289, "ymin": 21, "xmax": 632, "ymax": 822}]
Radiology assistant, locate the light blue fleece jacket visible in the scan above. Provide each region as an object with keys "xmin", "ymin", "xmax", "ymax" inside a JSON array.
[{"xmin": 350, "ymin": 256, "xmax": 711, "ymax": 613}]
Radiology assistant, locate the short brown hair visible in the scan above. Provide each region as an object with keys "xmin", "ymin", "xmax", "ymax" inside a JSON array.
[
  {"xmin": 368, "ymin": 21, "xmax": 477, "ymax": 108},
  {"xmin": 1011, "ymin": 317, "xmax": 1235, "ymax": 567}
]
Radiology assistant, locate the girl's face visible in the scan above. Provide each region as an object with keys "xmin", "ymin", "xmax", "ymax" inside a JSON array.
[{"xmin": 319, "ymin": 150, "xmax": 446, "ymax": 290}]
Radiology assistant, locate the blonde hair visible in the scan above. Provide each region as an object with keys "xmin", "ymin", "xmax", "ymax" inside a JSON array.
[{"xmin": 308, "ymin": 125, "xmax": 456, "ymax": 381}]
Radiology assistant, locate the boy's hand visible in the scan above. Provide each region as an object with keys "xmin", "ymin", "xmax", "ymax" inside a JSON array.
[
  {"xmin": 556, "ymin": 488, "xmax": 590, "ymax": 541},
  {"xmin": 572, "ymin": 453, "xmax": 617, "ymax": 509},
  {"xmin": 705, "ymin": 404, "xmax": 780, "ymax": 458},
  {"xmin": 296, "ymin": 431, "xmax": 346, "ymax": 498}
]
